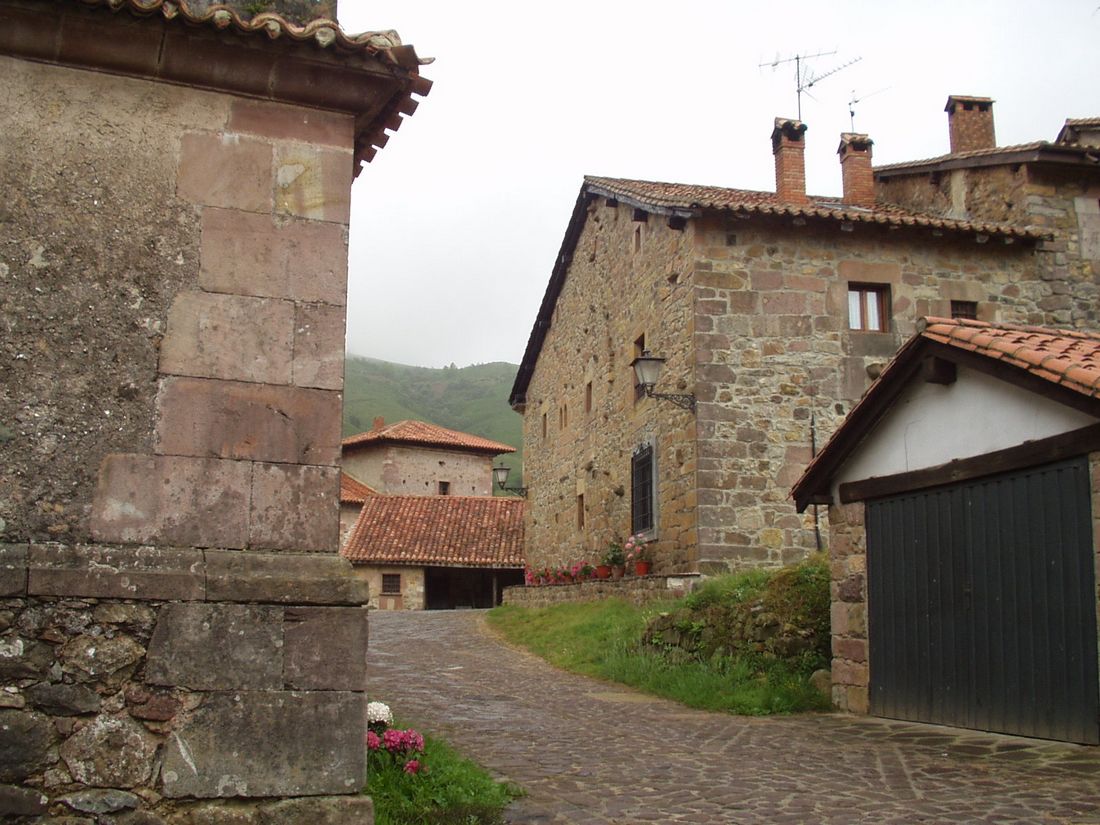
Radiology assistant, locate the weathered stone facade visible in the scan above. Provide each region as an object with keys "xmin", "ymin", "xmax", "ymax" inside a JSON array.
[
  {"xmin": 351, "ymin": 564, "xmax": 425, "ymax": 611},
  {"xmin": 343, "ymin": 444, "xmax": 496, "ymax": 497},
  {"xmin": 0, "ymin": 2, "xmax": 428, "ymax": 820},
  {"xmin": 514, "ymin": 103, "xmax": 1100, "ymax": 580}
]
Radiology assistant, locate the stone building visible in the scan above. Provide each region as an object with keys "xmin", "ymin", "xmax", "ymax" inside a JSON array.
[
  {"xmin": 792, "ymin": 318, "xmax": 1100, "ymax": 744},
  {"xmin": 0, "ymin": 0, "xmax": 429, "ymax": 821},
  {"xmin": 342, "ymin": 417, "xmax": 516, "ymax": 497},
  {"xmin": 342, "ymin": 496, "xmax": 525, "ymax": 610},
  {"xmin": 340, "ymin": 471, "xmax": 379, "ymax": 546},
  {"xmin": 509, "ymin": 97, "xmax": 1098, "ymax": 578}
]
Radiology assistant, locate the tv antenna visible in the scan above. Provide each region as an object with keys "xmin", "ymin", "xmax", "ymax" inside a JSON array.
[
  {"xmin": 760, "ymin": 50, "xmax": 862, "ymax": 120},
  {"xmin": 848, "ymin": 86, "xmax": 889, "ymax": 131}
]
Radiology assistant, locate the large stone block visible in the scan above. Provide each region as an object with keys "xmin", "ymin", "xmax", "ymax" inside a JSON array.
[
  {"xmin": 60, "ymin": 714, "xmax": 157, "ymax": 788},
  {"xmin": 147, "ymin": 604, "xmax": 283, "ymax": 690},
  {"xmin": 155, "ymin": 377, "xmax": 342, "ymax": 466},
  {"xmin": 0, "ymin": 783, "xmax": 48, "ymax": 816},
  {"xmin": 90, "ymin": 455, "xmax": 250, "ymax": 549},
  {"xmin": 177, "ymin": 132, "xmax": 273, "ymax": 212},
  {"xmin": 28, "ymin": 544, "xmax": 206, "ymax": 600},
  {"xmin": 274, "ymin": 146, "xmax": 353, "ymax": 224},
  {"xmin": 259, "ymin": 796, "xmax": 375, "ymax": 825},
  {"xmin": 160, "ymin": 692, "xmax": 365, "ymax": 798},
  {"xmin": 0, "ymin": 710, "xmax": 56, "ymax": 782},
  {"xmin": 0, "ymin": 545, "xmax": 27, "ymax": 596},
  {"xmin": 205, "ymin": 551, "xmax": 369, "ymax": 606},
  {"xmin": 0, "ymin": 636, "xmax": 53, "ymax": 680},
  {"xmin": 159, "ymin": 292, "xmax": 295, "ymax": 385},
  {"xmin": 199, "ymin": 208, "xmax": 348, "ymax": 306},
  {"xmin": 228, "ymin": 99, "xmax": 352, "ymax": 151},
  {"xmin": 292, "ymin": 303, "xmax": 345, "ymax": 391},
  {"xmin": 283, "ymin": 607, "xmax": 367, "ymax": 691},
  {"xmin": 249, "ymin": 464, "xmax": 339, "ymax": 553}
]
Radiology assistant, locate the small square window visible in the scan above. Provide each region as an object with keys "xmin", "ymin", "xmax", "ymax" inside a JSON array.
[
  {"xmin": 951, "ymin": 300, "xmax": 978, "ymax": 320},
  {"xmin": 381, "ymin": 574, "xmax": 401, "ymax": 595},
  {"xmin": 848, "ymin": 284, "xmax": 889, "ymax": 332},
  {"xmin": 438, "ymin": 481, "xmax": 450, "ymax": 495}
]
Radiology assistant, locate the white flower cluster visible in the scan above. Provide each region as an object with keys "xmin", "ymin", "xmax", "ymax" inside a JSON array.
[{"xmin": 367, "ymin": 701, "xmax": 393, "ymax": 725}]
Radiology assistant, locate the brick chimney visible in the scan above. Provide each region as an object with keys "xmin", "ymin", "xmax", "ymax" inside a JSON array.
[
  {"xmin": 945, "ymin": 95, "xmax": 996, "ymax": 154},
  {"xmin": 772, "ymin": 117, "xmax": 809, "ymax": 204},
  {"xmin": 838, "ymin": 132, "xmax": 875, "ymax": 208},
  {"xmin": 372, "ymin": 416, "xmax": 385, "ymax": 432}
]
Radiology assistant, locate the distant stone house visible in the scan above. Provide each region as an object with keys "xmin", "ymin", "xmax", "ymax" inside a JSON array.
[
  {"xmin": 339, "ymin": 471, "xmax": 379, "ymax": 545},
  {"xmin": 509, "ymin": 96, "xmax": 1099, "ymax": 578},
  {"xmin": 792, "ymin": 317, "xmax": 1100, "ymax": 745},
  {"xmin": 342, "ymin": 495, "xmax": 525, "ymax": 610},
  {"xmin": 342, "ymin": 417, "xmax": 515, "ymax": 496}
]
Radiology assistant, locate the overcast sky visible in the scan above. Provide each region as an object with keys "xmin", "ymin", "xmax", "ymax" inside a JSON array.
[{"xmin": 339, "ymin": 1, "xmax": 1100, "ymax": 369}]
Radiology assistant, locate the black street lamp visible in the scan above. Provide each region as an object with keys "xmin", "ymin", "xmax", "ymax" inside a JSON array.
[
  {"xmin": 630, "ymin": 349, "xmax": 697, "ymax": 412},
  {"xmin": 493, "ymin": 462, "xmax": 527, "ymax": 497}
]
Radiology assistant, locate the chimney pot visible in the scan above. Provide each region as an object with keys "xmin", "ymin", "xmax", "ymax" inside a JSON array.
[
  {"xmin": 838, "ymin": 132, "xmax": 875, "ymax": 208},
  {"xmin": 771, "ymin": 117, "xmax": 809, "ymax": 204},
  {"xmin": 945, "ymin": 95, "xmax": 996, "ymax": 154}
]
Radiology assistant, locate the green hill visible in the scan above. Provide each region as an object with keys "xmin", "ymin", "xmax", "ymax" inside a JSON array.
[{"xmin": 342, "ymin": 357, "xmax": 524, "ymax": 485}]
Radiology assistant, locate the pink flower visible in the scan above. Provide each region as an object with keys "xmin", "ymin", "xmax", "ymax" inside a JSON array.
[
  {"xmin": 404, "ymin": 759, "xmax": 421, "ymax": 774},
  {"xmin": 402, "ymin": 729, "xmax": 425, "ymax": 753},
  {"xmin": 366, "ymin": 730, "xmax": 381, "ymax": 751}
]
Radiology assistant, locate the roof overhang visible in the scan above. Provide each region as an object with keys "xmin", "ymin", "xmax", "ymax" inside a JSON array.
[
  {"xmin": 875, "ymin": 144, "xmax": 1100, "ymax": 180},
  {"xmin": 0, "ymin": 0, "xmax": 432, "ymax": 174}
]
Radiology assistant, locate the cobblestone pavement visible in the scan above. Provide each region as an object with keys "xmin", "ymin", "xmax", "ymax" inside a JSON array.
[{"xmin": 367, "ymin": 610, "xmax": 1100, "ymax": 824}]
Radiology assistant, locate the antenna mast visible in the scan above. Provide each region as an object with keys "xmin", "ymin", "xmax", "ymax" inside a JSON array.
[
  {"xmin": 760, "ymin": 51, "xmax": 862, "ymax": 120},
  {"xmin": 847, "ymin": 86, "xmax": 889, "ymax": 131}
]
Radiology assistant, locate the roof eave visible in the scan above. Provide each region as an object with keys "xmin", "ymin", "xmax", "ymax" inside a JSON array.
[{"xmin": 875, "ymin": 145, "xmax": 1100, "ymax": 179}]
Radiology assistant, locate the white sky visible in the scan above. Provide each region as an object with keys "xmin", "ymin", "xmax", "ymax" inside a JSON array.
[{"xmin": 340, "ymin": 0, "xmax": 1100, "ymax": 369}]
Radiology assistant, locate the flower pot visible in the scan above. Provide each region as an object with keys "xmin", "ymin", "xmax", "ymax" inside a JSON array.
[
  {"xmin": 595, "ymin": 564, "xmax": 611, "ymax": 579},
  {"xmin": 611, "ymin": 565, "xmax": 625, "ymax": 580},
  {"xmin": 634, "ymin": 560, "xmax": 652, "ymax": 576}
]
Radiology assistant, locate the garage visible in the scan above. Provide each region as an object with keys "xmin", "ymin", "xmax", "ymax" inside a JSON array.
[
  {"xmin": 792, "ymin": 318, "xmax": 1100, "ymax": 743},
  {"xmin": 867, "ymin": 457, "xmax": 1098, "ymax": 743}
]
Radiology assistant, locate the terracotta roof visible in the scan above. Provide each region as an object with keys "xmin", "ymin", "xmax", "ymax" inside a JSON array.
[
  {"xmin": 342, "ymin": 420, "xmax": 516, "ymax": 455},
  {"xmin": 918, "ymin": 318, "xmax": 1100, "ymax": 398},
  {"xmin": 873, "ymin": 140, "xmax": 1100, "ymax": 175},
  {"xmin": 342, "ymin": 495, "xmax": 525, "ymax": 568},
  {"xmin": 73, "ymin": 0, "xmax": 432, "ymax": 59},
  {"xmin": 340, "ymin": 472, "xmax": 379, "ymax": 504},
  {"xmin": 791, "ymin": 318, "xmax": 1100, "ymax": 511},
  {"xmin": 585, "ymin": 176, "xmax": 1040, "ymax": 240},
  {"xmin": 1063, "ymin": 117, "xmax": 1100, "ymax": 128}
]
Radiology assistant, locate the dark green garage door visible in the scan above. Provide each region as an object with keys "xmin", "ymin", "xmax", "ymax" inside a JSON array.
[{"xmin": 867, "ymin": 456, "xmax": 1099, "ymax": 744}]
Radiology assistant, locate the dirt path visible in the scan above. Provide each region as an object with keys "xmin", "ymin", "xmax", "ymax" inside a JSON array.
[{"xmin": 367, "ymin": 610, "xmax": 1100, "ymax": 824}]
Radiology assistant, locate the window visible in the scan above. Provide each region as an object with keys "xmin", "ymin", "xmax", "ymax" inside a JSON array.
[
  {"xmin": 438, "ymin": 481, "xmax": 450, "ymax": 495},
  {"xmin": 577, "ymin": 494, "xmax": 585, "ymax": 529},
  {"xmin": 631, "ymin": 442, "xmax": 655, "ymax": 535},
  {"xmin": 951, "ymin": 300, "xmax": 978, "ymax": 320},
  {"xmin": 848, "ymin": 284, "xmax": 889, "ymax": 331},
  {"xmin": 560, "ymin": 404, "xmax": 568, "ymax": 429},
  {"xmin": 541, "ymin": 412, "xmax": 547, "ymax": 439},
  {"xmin": 633, "ymin": 333, "xmax": 646, "ymax": 401},
  {"xmin": 585, "ymin": 381, "xmax": 593, "ymax": 414},
  {"xmin": 633, "ymin": 225, "xmax": 642, "ymax": 253},
  {"xmin": 381, "ymin": 574, "xmax": 401, "ymax": 595}
]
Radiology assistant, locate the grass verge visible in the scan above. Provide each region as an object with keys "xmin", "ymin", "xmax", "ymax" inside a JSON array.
[
  {"xmin": 368, "ymin": 729, "xmax": 521, "ymax": 825},
  {"xmin": 486, "ymin": 563, "xmax": 831, "ymax": 716}
]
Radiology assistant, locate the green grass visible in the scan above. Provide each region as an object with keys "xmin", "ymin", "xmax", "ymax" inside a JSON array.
[
  {"xmin": 369, "ymin": 730, "xmax": 521, "ymax": 825},
  {"xmin": 487, "ymin": 562, "xmax": 831, "ymax": 716}
]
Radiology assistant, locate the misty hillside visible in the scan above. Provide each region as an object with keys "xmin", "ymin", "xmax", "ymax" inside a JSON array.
[{"xmin": 342, "ymin": 356, "xmax": 524, "ymax": 480}]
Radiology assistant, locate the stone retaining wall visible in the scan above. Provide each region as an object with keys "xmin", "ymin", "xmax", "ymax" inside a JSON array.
[
  {"xmin": 503, "ymin": 575, "xmax": 700, "ymax": 608},
  {"xmin": 0, "ymin": 543, "xmax": 371, "ymax": 823}
]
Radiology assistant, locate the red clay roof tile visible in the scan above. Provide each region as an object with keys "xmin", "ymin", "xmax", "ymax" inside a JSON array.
[
  {"xmin": 342, "ymin": 420, "xmax": 516, "ymax": 455},
  {"xmin": 340, "ymin": 472, "xmax": 379, "ymax": 504},
  {"xmin": 584, "ymin": 176, "xmax": 1041, "ymax": 240},
  {"xmin": 341, "ymin": 495, "xmax": 524, "ymax": 568}
]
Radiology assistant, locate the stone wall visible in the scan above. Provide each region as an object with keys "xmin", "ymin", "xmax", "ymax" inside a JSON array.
[
  {"xmin": 502, "ymin": 574, "xmax": 700, "ymax": 608},
  {"xmin": 0, "ymin": 544, "xmax": 372, "ymax": 822},
  {"xmin": 522, "ymin": 198, "xmax": 699, "ymax": 574},
  {"xmin": 690, "ymin": 214, "xmax": 1038, "ymax": 573},
  {"xmin": 1, "ymin": 14, "xmax": 381, "ymax": 821},
  {"xmin": 823, "ymin": 502, "xmax": 869, "ymax": 713},
  {"xmin": 351, "ymin": 564, "xmax": 425, "ymax": 610},
  {"xmin": 343, "ymin": 445, "xmax": 495, "ymax": 497}
]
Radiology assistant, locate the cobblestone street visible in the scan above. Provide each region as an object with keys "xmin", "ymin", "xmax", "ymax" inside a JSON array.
[{"xmin": 367, "ymin": 610, "xmax": 1100, "ymax": 824}]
